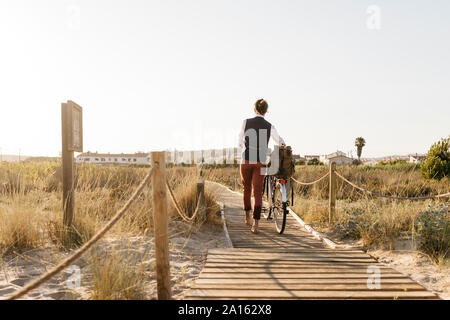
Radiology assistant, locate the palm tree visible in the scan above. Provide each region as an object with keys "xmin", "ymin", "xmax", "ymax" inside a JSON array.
[{"xmin": 355, "ymin": 137, "xmax": 366, "ymax": 162}]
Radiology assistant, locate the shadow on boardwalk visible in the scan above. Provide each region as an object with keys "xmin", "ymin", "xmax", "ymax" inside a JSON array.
[{"xmin": 183, "ymin": 182, "xmax": 439, "ymax": 300}]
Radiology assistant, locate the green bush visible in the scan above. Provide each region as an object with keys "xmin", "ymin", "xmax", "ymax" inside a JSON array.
[
  {"xmin": 421, "ymin": 137, "xmax": 450, "ymax": 180},
  {"xmin": 335, "ymin": 208, "xmax": 365, "ymax": 240},
  {"xmin": 307, "ymin": 158, "xmax": 323, "ymax": 166},
  {"xmin": 414, "ymin": 204, "xmax": 449, "ymax": 262}
]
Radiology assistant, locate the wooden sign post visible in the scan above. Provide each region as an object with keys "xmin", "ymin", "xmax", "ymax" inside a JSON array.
[
  {"xmin": 61, "ymin": 100, "xmax": 83, "ymax": 227},
  {"xmin": 328, "ymin": 162, "xmax": 336, "ymax": 225},
  {"xmin": 151, "ymin": 152, "xmax": 172, "ymax": 300}
]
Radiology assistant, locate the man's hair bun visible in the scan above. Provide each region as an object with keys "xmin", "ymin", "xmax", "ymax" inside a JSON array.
[{"xmin": 255, "ymin": 99, "xmax": 268, "ymax": 115}]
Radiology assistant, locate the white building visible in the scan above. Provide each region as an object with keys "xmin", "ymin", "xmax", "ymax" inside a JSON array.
[
  {"xmin": 166, "ymin": 148, "xmax": 243, "ymax": 165},
  {"xmin": 77, "ymin": 148, "xmax": 250, "ymax": 166},
  {"xmin": 321, "ymin": 151, "xmax": 354, "ymax": 165},
  {"xmin": 76, "ymin": 152, "xmax": 150, "ymax": 165},
  {"xmin": 409, "ymin": 154, "xmax": 426, "ymax": 164}
]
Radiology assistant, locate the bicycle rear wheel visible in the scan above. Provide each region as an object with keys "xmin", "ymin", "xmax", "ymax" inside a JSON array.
[{"xmin": 273, "ymin": 183, "xmax": 287, "ymax": 234}]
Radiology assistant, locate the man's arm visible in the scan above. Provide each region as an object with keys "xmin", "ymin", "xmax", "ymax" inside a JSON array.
[{"xmin": 271, "ymin": 125, "xmax": 285, "ymax": 146}]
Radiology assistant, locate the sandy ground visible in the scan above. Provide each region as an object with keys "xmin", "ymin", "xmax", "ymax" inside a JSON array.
[
  {"xmin": 369, "ymin": 248, "xmax": 449, "ymax": 300},
  {"xmin": 0, "ymin": 220, "xmax": 230, "ymax": 300},
  {"xmin": 328, "ymin": 236, "xmax": 450, "ymax": 300}
]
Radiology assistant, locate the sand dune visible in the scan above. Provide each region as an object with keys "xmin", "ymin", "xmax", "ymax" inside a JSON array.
[{"xmin": 0, "ymin": 220, "xmax": 230, "ymax": 300}]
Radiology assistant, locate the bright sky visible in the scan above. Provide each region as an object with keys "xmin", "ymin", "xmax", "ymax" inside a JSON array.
[{"xmin": 0, "ymin": 0, "xmax": 449, "ymax": 158}]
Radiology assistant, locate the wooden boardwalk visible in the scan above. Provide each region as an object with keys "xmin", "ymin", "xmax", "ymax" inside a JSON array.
[{"xmin": 184, "ymin": 182, "xmax": 438, "ymax": 300}]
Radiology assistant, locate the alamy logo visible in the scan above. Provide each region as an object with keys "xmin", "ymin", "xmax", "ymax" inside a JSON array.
[
  {"xmin": 244, "ymin": 128, "xmax": 279, "ymax": 175},
  {"xmin": 366, "ymin": 5, "xmax": 381, "ymax": 30},
  {"xmin": 66, "ymin": 5, "xmax": 81, "ymax": 31},
  {"xmin": 366, "ymin": 265, "xmax": 381, "ymax": 289}
]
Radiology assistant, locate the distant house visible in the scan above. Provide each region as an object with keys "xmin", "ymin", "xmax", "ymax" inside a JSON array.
[
  {"xmin": 76, "ymin": 152, "xmax": 150, "ymax": 165},
  {"xmin": 165, "ymin": 147, "xmax": 243, "ymax": 165},
  {"xmin": 321, "ymin": 151, "xmax": 353, "ymax": 166},
  {"xmin": 293, "ymin": 154, "xmax": 306, "ymax": 162},
  {"xmin": 409, "ymin": 154, "xmax": 426, "ymax": 164},
  {"xmin": 362, "ymin": 159, "xmax": 378, "ymax": 166},
  {"xmin": 382, "ymin": 156, "xmax": 409, "ymax": 162}
]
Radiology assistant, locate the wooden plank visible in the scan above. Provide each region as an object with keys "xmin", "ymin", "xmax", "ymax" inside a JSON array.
[
  {"xmin": 198, "ymin": 273, "xmax": 405, "ymax": 279},
  {"xmin": 228, "ymin": 241, "xmax": 322, "ymax": 246},
  {"xmin": 194, "ymin": 278, "xmax": 418, "ymax": 285},
  {"xmin": 226, "ymin": 234, "xmax": 317, "ymax": 238},
  {"xmin": 185, "ymin": 289, "xmax": 437, "ymax": 299},
  {"xmin": 191, "ymin": 283, "xmax": 427, "ymax": 291},
  {"xmin": 227, "ymin": 223, "xmax": 306, "ymax": 227},
  {"xmin": 207, "ymin": 251, "xmax": 373, "ymax": 258},
  {"xmin": 230, "ymin": 244, "xmax": 320, "ymax": 247},
  {"xmin": 206, "ymin": 251, "xmax": 371, "ymax": 258},
  {"xmin": 229, "ymin": 240, "xmax": 324, "ymax": 245},
  {"xmin": 230, "ymin": 228, "xmax": 310, "ymax": 231},
  {"xmin": 208, "ymin": 247, "xmax": 365, "ymax": 253},
  {"xmin": 186, "ymin": 296, "xmax": 438, "ymax": 300},
  {"xmin": 207, "ymin": 248, "xmax": 365, "ymax": 254},
  {"xmin": 229, "ymin": 239, "xmax": 321, "ymax": 243},
  {"xmin": 204, "ymin": 263, "xmax": 393, "ymax": 270},
  {"xmin": 232, "ymin": 245, "xmax": 325, "ymax": 249},
  {"xmin": 201, "ymin": 267, "xmax": 402, "ymax": 274},
  {"xmin": 207, "ymin": 255, "xmax": 377, "ymax": 263},
  {"xmin": 226, "ymin": 228, "xmax": 311, "ymax": 234},
  {"xmin": 230, "ymin": 245, "xmax": 325, "ymax": 249},
  {"xmin": 226, "ymin": 231, "xmax": 315, "ymax": 236},
  {"xmin": 205, "ymin": 259, "xmax": 383, "ymax": 266}
]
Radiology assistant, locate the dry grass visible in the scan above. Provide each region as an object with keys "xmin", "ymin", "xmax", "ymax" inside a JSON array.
[
  {"xmin": 208, "ymin": 164, "xmax": 449, "ymax": 263},
  {"xmin": 89, "ymin": 245, "xmax": 149, "ymax": 300},
  {"xmin": 167, "ymin": 170, "xmax": 221, "ymax": 227},
  {"xmin": 290, "ymin": 165, "xmax": 449, "ymax": 200},
  {"xmin": 47, "ymin": 210, "xmax": 98, "ymax": 250},
  {"xmin": 0, "ymin": 162, "xmax": 218, "ymax": 252},
  {"xmin": 202, "ymin": 166, "xmax": 240, "ymax": 191},
  {"xmin": 0, "ymin": 202, "xmax": 45, "ymax": 255},
  {"xmin": 0, "ymin": 161, "xmax": 223, "ymax": 299}
]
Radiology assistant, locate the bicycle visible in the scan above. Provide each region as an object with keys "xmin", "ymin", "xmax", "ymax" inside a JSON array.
[{"xmin": 262, "ymin": 174, "xmax": 294, "ymax": 234}]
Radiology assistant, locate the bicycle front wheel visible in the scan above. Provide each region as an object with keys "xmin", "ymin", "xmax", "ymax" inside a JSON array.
[{"xmin": 273, "ymin": 184, "xmax": 287, "ymax": 234}]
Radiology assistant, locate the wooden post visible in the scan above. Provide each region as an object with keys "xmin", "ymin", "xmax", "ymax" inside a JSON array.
[
  {"xmin": 151, "ymin": 151, "xmax": 172, "ymax": 300},
  {"xmin": 61, "ymin": 103, "xmax": 75, "ymax": 227},
  {"xmin": 234, "ymin": 175, "xmax": 238, "ymax": 190},
  {"xmin": 196, "ymin": 180, "xmax": 205, "ymax": 218},
  {"xmin": 329, "ymin": 162, "xmax": 337, "ymax": 225}
]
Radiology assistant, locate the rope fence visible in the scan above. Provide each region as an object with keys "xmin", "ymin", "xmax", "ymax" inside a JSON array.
[
  {"xmin": 6, "ymin": 167, "xmax": 155, "ymax": 300},
  {"xmin": 334, "ymin": 171, "xmax": 450, "ymax": 201},
  {"xmin": 291, "ymin": 172, "xmax": 330, "ymax": 186},
  {"xmin": 287, "ymin": 163, "xmax": 448, "ymax": 224},
  {"xmin": 4, "ymin": 155, "xmax": 448, "ymax": 300},
  {"xmin": 165, "ymin": 179, "xmax": 203, "ymax": 222},
  {"xmin": 5, "ymin": 154, "xmax": 209, "ymax": 300}
]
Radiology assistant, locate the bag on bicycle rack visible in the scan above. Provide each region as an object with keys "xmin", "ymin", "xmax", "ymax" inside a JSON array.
[{"xmin": 268, "ymin": 145, "xmax": 296, "ymax": 178}]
